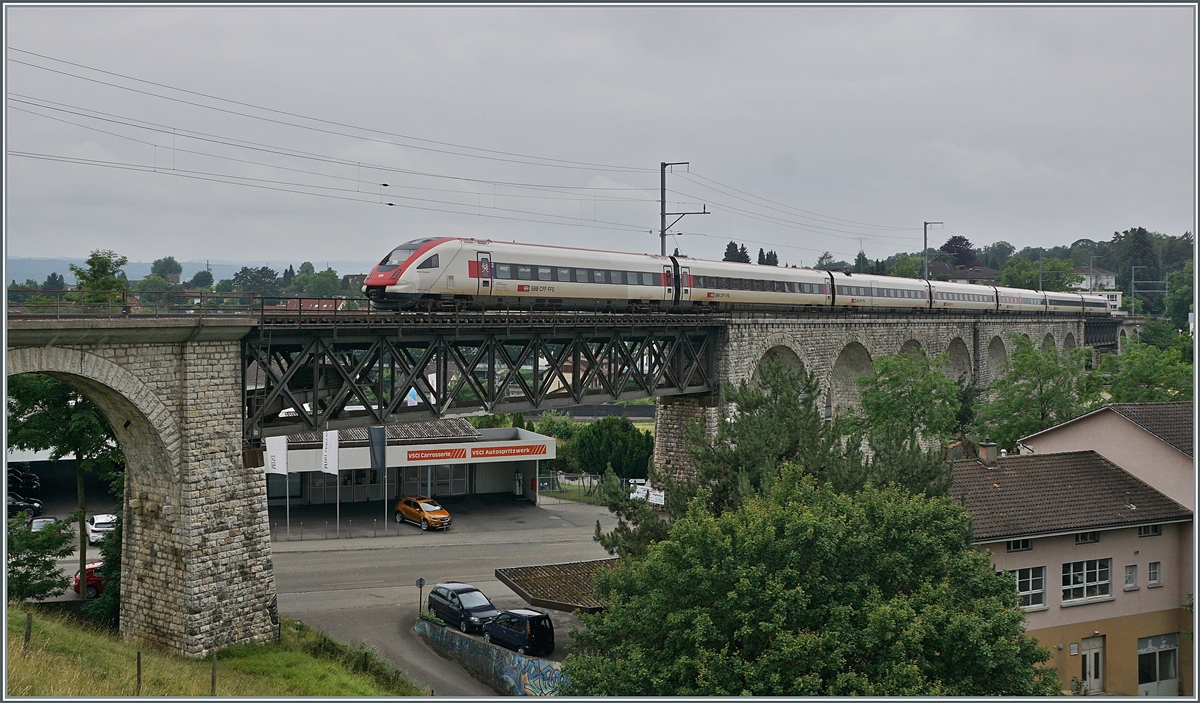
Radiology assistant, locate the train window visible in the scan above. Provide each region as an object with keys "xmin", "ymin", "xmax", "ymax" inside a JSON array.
[
  {"xmin": 629, "ymin": 272, "xmax": 642, "ymax": 285},
  {"xmin": 495, "ymin": 264, "xmax": 511, "ymax": 279},
  {"xmin": 787, "ymin": 282, "xmax": 797, "ymax": 293},
  {"xmin": 416, "ymin": 254, "xmax": 439, "ymax": 270},
  {"xmin": 611, "ymin": 271, "xmax": 624, "ymax": 284},
  {"xmin": 718, "ymin": 277, "xmax": 729, "ymax": 289},
  {"xmin": 557, "ymin": 268, "xmax": 571, "ymax": 282},
  {"xmin": 537, "ymin": 267, "xmax": 552, "ymax": 281},
  {"xmin": 517, "ymin": 266, "xmax": 532, "ymax": 280},
  {"xmin": 643, "ymin": 272, "xmax": 656, "ymax": 286},
  {"xmin": 752, "ymin": 280, "xmax": 763, "ymax": 292},
  {"xmin": 593, "ymin": 270, "xmax": 606, "ymax": 284}
]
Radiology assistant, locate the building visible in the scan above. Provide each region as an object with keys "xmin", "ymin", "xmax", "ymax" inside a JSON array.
[
  {"xmin": 951, "ymin": 447, "xmax": 1192, "ymax": 695},
  {"xmin": 948, "ymin": 265, "xmax": 1001, "ymax": 285},
  {"xmin": 260, "ymin": 418, "xmax": 554, "ymax": 507},
  {"xmin": 1074, "ymin": 267, "xmax": 1117, "ymax": 292}
]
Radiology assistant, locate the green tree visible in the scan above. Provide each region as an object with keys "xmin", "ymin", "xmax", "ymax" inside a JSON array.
[
  {"xmin": 231, "ymin": 266, "xmax": 279, "ymax": 295},
  {"xmin": 684, "ymin": 359, "xmax": 863, "ymax": 516},
  {"xmin": 215, "ymin": 278, "xmax": 235, "ymax": 293},
  {"xmin": 81, "ymin": 516, "xmax": 122, "ymax": 629},
  {"xmin": 765, "ymin": 250, "xmax": 779, "ymax": 266},
  {"xmin": 6, "ymin": 512, "xmax": 77, "ymax": 602},
  {"xmin": 533, "ymin": 410, "xmax": 581, "ymax": 473},
  {"xmin": 1101, "ymin": 338, "xmax": 1193, "ymax": 403},
  {"xmin": 889, "ymin": 253, "xmax": 920, "ymax": 279},
  {"xmin": 7, "ymin": 374, "xmax": 124, "ymax": 601},
  {"xmin": 591, "ymin": 466, "xmax": 670, "ymax": 559},
  {"xmin": 940, "ymin": 235, "xmax": 977, "ymax": 267},
  {"xmin": 1165, "ymin": 260, "xmax": 1193, "ymax": 331},
  {"xmin": 974, "ymin": 335, "xmax": 1099, "ymax": 450},
  {"xmin": 999, "ymin": 256, "xmax": 1082, "ymax": 291},
  {"xmin": 815, "ymin": 251, "xmax": 834, "ymax": 269},
  {"xmin": 131, "ymin": 274, "xmax": 176, "ymax": 305},
  {"xmin": 723, "ymin": 241, "xmax": 742, "ymax": 262},
  {"xmin": 68, "ymin": 249, "xmax": 128, "ymax": 303},
  {"xmin": 572, "ymin": 416, "xmax": 653, "ymax": 480},
  {"xmin": 560, "ymin": 468, "xmax": 1059, "ymax": 696},
  {"xmin": 853, "ymin": 250, "xmax": 870, "ymax": 273},
  {"xmin": 150, "ymin": 256, "xmax": 183, "ymax": 278},
  {"xmin": 8, "ymin": 279, "xmax": 42, "ymax": 303},
  {"xmin": 187, "ymin": 269, "xmax": 214, "ymax": 289},
  {"xmin": 305, "ymin": 269, "xmax": 341, "ymax": 297},
  {"xmin": 298, "ymin": 261, "xmax": 316, "ymax": 276},
  {"xmin": 468, "ymin": 413, "xmax": 511, "ymax": 429},
  {"xmin": 41, "ymin": 272, "xmax": 66, "ymax": 291}
]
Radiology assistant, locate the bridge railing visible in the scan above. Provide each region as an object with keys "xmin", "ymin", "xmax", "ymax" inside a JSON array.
[{"xmin": 4, "ymin": 289, "xmax": 374, "ymax": 319}]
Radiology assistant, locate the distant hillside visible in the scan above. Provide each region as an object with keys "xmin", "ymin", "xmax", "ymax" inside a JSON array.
[{"xmin": 6, "ymin": 258, "xmax": 379, "ymax": 287}]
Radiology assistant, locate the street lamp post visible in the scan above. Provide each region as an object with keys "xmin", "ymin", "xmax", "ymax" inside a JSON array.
[{"xmin": 923, "ymin": 221, "xmax": 942, "ymax": 280}]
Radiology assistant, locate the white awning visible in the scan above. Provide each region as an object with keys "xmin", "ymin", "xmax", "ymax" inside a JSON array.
[{"xmin": 285, "ymin": 427, "xmax": 554, "ymax": 472}]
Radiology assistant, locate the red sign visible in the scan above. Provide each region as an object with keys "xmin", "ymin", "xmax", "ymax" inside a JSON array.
[
  {"xmin": 471, "ymin": 444, "xmax": 548, "ymax": 458},
  {"xmin": 407, "ymin": 448, "xmax": 467, "ymax": 461},
  {"xmin": 517, "ymin": 284, "xmax": 530, "ymax": 292}
]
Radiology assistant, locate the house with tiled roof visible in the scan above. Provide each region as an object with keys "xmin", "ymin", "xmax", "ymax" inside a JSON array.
[{"xmin": 951, "ymin": 444, "xmax": 1193, "ymax": 696}]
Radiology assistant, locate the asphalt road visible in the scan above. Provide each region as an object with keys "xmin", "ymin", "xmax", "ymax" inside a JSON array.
[{"xmin": 271, "ymin": 495, "xmax": 618, "ymax": 696}]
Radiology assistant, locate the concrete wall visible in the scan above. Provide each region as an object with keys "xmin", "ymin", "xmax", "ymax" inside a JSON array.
[{"xmin": 413, "ymin": 617, "xmax": 565, "ymax": 695}]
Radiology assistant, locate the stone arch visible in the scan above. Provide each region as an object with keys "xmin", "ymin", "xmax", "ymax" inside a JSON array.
[
  {"xmin": 987, "ymin": 336, "xmax": 1008, "ymax": 381},
  {"xmin": 1063, "ymin": 332, "xmax": 1077, "ymax": 353},
  {"xmin": 899, "ymin": 339, "xmax": 924, "ymax": 357},
  {"xmin": 830, "ymin": 342, "xmax": 874, "ymax": 415},
  {"xmin": 755, "ymin": 344, "xmax": 806, "ymax": 381},
  {"xmin": 1041, "ymin": 333, "xmax": 1056, "ymax": 353},
  {"xmin": 943, "ymin": 337, "xmax": 972, "ymax": 384}
]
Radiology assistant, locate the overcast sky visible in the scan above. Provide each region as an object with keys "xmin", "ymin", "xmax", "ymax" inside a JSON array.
[{"xmin": 4, "ymin": 5, "xmax": 1196, "ymax": 272}]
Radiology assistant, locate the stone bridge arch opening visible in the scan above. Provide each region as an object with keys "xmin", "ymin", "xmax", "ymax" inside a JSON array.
[
  {"xmin": 898, "ymin": 339, "xmax": 924, "ymax": 357},
  {"xmin": 6, "ymin": 345, "xmax": 276, "ymax": 657},
  {"xmin": 830, "ymin": 342, "xmax": 874, "ymax": 416},
  {"xmin": 1042, "ymin": 333, "xmax": 1056, "ymax": 353},
  {"xmin": 987, "ymin": 336, "xmax": 1008, "ymax": 381},
  {"xmin": 755, "ymin": 344, "xmax": 806, "ymax": 382},
  {"xmin": 1063, "ymin": 332, "xmax": 1077, "ymax": 352},
  {"xmin": 943, "ymin": 338, "xmax": 972, "ymax": 385}
]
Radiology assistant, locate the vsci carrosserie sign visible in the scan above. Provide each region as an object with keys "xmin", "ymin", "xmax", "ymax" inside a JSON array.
[{"xmin": 396, "ymin": 438, "xmax": 555, "ymax": 466}]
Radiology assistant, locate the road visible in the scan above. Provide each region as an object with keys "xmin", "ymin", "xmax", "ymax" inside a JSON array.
[{"xmin": 272, "ymin": 496, "xmax": 617, "ymax": 696}]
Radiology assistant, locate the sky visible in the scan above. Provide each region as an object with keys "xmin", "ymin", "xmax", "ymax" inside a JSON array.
[{"xmin": 4, "ymin": 5, "xmax": 1196, "ymax": 275}]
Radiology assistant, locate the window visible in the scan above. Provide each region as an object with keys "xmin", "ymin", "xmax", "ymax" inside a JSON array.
[
  {"xmin": 1075, "ymin": 531, "xmax": 1100, "ymax": 544},
  {"xmin": 416, "ymin": 254, "xmax": 439, "ymax": 269},
  {"xmin": 517, "ymin": 266, "xmax": 532, "ymax": 280},
  {"xmin": 1148, "ymin": 561, "xmax": 1161, "ymax": 585},
  {"xmin": 576, "ymin": 268, "xmax": 589, "ymax": 282},
  {"xmin": 1062, "ymin": 558, "xmax": 1111, "ymax": 602},
  {"xmin": 611, "ymin": 271, "xmax": 624, "ymax": 284},
  {"xmin": 593, "ymin": 270, "xmax": 606, "ymax": 284},
  {"xmin": 495, "ymin": 264, "xmax": 511, "ymax": 279},
  {"xmin": 1138, "ymin": 634, "xmax": 1179, "ymax": 692},
  {"xmin": 1138, "ymin": 524, "xmax": 1162, "ymax": 537},
  {"xmin": 1010, "ymin": 566, "xmax": 1045, "ymax": 607},
  {"xmin": 628, "ymin": 271, "xmax": 642, "ymax": 286},
  {"xmin": 537, "ymin": 267, "xmax": 552, "ymax": 281},
  {"xmin": 643, "ymin": 272, "xmax": 656, "ymax": 286},
  {"xmin": 1007, "ymin": 539, "xmax": 1032, "ymax": 552},
  {"xmin": 1125, "ymin": 564, "xmax": 1138, "ymax": 589},
  {"xmin": 556, "ymin": 268, "xmax": 572, "ymax": 282}
]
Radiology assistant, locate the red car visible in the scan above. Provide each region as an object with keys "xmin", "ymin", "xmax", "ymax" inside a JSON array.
[{"xmin": 73, "ymin": 561, "xmax": 105, "ymax": 599}]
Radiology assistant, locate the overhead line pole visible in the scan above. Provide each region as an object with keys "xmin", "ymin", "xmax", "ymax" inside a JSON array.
[
  {"xmin": 923, "ymin": 221, "xmax": 942, "ymax": 280},
  {"xmin": 661, "ymin": 161, "xmax": 708, "ymax": 256}
]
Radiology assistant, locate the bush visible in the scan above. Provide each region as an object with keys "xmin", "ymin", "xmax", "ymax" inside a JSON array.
[
  {"xmin": 6, "ymin": 512, "xmax": 77, "ymax": 602},
  {"xmin": 573, "ymin": 416, "xmax": 653, "ymax": 479}
]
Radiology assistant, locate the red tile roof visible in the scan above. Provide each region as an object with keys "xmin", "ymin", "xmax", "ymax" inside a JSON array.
[
  {"xmin": 1107, "ymin": 402, "xmax": 1194, "ymax": 458},
  {"xmin": 950, "ymin": 450, "xmax": 1191, "ymax": 543}
]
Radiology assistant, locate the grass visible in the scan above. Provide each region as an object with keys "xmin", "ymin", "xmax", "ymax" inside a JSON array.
[
  {"xmin": 539, "ymin": 483, "xmax": 607, "ymax": 505},
  {"xmin": 633, "ymin": 421, "xmax": 655, "ymax": 436},
  {"xmin": 6, "ymin": 603, "xmax": 425, "ymax": 697}
]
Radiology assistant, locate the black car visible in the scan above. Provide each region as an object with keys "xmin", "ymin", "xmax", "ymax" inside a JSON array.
[
  {"xmin": 428, "ymin": 582, "xmax": 500, "ymax": 633},
  {"xmin": 7, "ymin": 469, "xmax": 41, "ymax": 495},
  {"xmin": 7, "ymin": 493, "xmax": 43, "ymax": 518},
  {"xmin": 483, "ymin": 609, "xmax": 555, "ymax": 656}
]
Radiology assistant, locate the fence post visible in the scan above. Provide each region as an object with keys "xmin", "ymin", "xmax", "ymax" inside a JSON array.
[
  {"xmin": 137, "ymin": 650, "xmax": 142, "ymax": 695},
  {"xmin": 211, "ymin": 651, "xmax": 217, "ymax": 696},
  {"xmin": 325, "ymin": 521, "xmax": 328, "ymax": 540},
  {"xmin": 349, "ymin": 519, "xmax": 352, "ymax": 537},
  {"xmin": 23, "ymin": 612, "xmax": 32, "ymax": 651},
  {"xmin": 300, "ymin": 521, "xmax": 303, "ymax": 541},
  {"xmin": 374, "ymin": 518, "xmax": 377, "ymax": 538}
]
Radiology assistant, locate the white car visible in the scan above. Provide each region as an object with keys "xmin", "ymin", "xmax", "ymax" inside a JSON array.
[{"xmin": 84, "ymin": 514, "xmax": 117, "ymax": 545}]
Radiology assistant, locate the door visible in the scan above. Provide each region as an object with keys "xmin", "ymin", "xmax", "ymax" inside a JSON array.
[
  {"xmin": 1138, "ymin": 634, "xmax": 1179, "ymax": 696},
  {"xmin": 451, "ymin": 465, "xmax": 468, "ymax": 496},
  {"xmin": 662, "ymin": 265, "xmax": 674, "ymax": 300},
  {"xmin": 476, "ymin": 252, "xmax": 492, "ymax": 296},
  {"xmin": 434, "ymin": 465, "xmax": 452, "ymax": 496},
  {"xmin": 680, "ymin": 266, "xmax": 691, "ymax": 301},
  {"xmin": 1080, "ymin": 636, "xmax": 1104, "ymax": 694},
  {"xmin": 401, "ymin": 467, "xmax": 420, "ymax": 497}
]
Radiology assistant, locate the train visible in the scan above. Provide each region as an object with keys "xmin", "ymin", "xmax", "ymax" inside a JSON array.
[{"xmin": 362, "ymin": 237, "xmax": 1113, "ymax": 316}]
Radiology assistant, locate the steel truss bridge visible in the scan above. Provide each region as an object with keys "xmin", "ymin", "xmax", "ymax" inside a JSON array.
[{"xmin": 245, "ymin": 311, "xmax": 721, "ymax": 441}]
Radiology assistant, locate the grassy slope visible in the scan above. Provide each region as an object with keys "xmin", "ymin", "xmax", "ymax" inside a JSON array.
[{"xmin": 6, "ymin": 604, "xmax": 424, "ymax": 697}]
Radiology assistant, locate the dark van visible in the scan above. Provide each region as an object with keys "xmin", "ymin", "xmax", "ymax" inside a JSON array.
[
  {"xmin": 427, "ymin": 582, "xmax": 500, "ymax": 633},
  {"xmin": 482, "ymin": 609, "xmax": 554, "ymax": 656}
]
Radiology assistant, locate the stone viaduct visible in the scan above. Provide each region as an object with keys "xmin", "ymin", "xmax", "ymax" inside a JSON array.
[{"xmin": 6, "ymin": 311, "xmax": 1084, "ymax": 656}]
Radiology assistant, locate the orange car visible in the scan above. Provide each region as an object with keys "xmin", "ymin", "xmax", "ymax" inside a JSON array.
[{"xmin": 393, "ymin": 496, "xmax": 452, "ymax": 531}]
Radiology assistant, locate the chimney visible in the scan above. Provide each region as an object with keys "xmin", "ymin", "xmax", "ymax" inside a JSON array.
[{"xmin": 979, "ymin": 442, "xmax": 999, "ymax": 467}]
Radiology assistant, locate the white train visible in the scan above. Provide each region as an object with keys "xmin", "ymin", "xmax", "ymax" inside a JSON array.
[{"xmin": 362, "ymin": 237, "xmax": 1111, "ymax": 316}]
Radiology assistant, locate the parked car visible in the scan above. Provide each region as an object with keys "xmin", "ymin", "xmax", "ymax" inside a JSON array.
[
  {"xmin": 84, "ymin": 514, "xmax": 118, "ymax": 545},
  {"xmin": 428, "ymin": 582, "xmax": 500, "ymax": 633},
  {"xmin": 28, "ymin": 516, "xmax": 63, "ymax": 533},
  {"xmin": 73, "ymin": 561, "xmax": 105, "ymax": 599},
  {"xmin": 393, "ymin": 496, "xmax": 451, "ymax": 531},
  {"xmin": 7, "ymin": 470, "xmax": 41, "ymax": 495},
  {"xmin": 482, "ymin": 609, "xmax": 555, "ymax": 656},
  {"xmin": 7, "ymin": 493, "xmax": 42, "ymax": 518}
]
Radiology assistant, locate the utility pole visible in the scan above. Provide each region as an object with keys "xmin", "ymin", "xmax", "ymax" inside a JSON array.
[
  {"xmin": 1088, "ymin": 255, "xmax": 1099, "ymax": 293},
  {"xmin": 660, "ymin": 162, "xmax": 708, "ymax": 256},
  {"xmin": 1038, "ymin": 251, "xmax": 1043, "ymax": 291},
  {"xmin": 1131, "ymin": 265, "xmax": 1141, "ymax": 315},
  {"xmin": 923, "ymin": 221, "xmax": 942, "ymax": 280}
]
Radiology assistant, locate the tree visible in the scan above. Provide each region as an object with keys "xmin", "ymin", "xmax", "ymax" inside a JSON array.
[
  {"xmin": 534, "ymin": 410, "xmax": 581, "ymax": 473},
  {"xmin": 231, "ymin": 266, "xmax": 279, "ymax": 295},
  {"xmin": 215, "ymin": 278, "xmax": 235, "ymax": 293},
  {"xmin": 758, "ymin": 248, "xmax": 767, "ymax": 265},
  {"xmin": 8, "ymin": 279, "xmax": 42, "ymax": 303},
  {"xmin": 1165, "ymin": 260, "xmax": 1193, "ymax": 331},
  {"xmin": 150, "ymin": 256, "xmax": 183, "ymax": 278},
  {"xmin": 7, "ymin": 373, "xmax": 124, "ymax": 601},
  {"xmin": 765, "ymin": 250, "xmax": 779, "ymax": 266},
  {"xmin": 469, "ymin": 413, "xmax": 511, "ymax": 429},
  {"xmin": 68, "ymin": 249, "xmax": 128, "ymax": 303},
  {"xmin": 572, "ymin": 416, "xmax": 653, "ymax": 480},
  {"xmin": 890, "ymin": 254, "xmax": 920, "ymax": 279},
  {"xmin": 1101, "ymin": 338, "xmax": 1193, "ymax": 403},
  {"xmin": 999, "ymin": 256, "xmax": 1082, "ymax": 291},
  {"xmin": 560, "ymin": 468, "xmax": 1060, "ymax": 696},
  {"xmin": 591, "ymin": 466, "xmax": 670, "ymax": 559},
  {"xmin": 981, "ymin": 241, "xmax": 1016, "ymax": 270},
  {"xmin": 188, "ymin": 269, "xmax": 214, "ymax": 289},
  {"xmin": 853, "ymin": 250, "xmax": 870, "ymax": 273},
  {"xmin": 81, "ymin": 516, "xmax": 122, "ymax": 629},
  {"xmin": 282, "ymin": 265, "xmax": 296, "ymax": 287},
  {"xmin": 6, "ymin": 512, "xmax": 77, "ymax": 602},
  {"xmin": 298, "ymin": 261, "xmax": 316, "ymax": 276},
  {"xmin": 815, "ymin": 251, "xmax": 835, "ymax": 269},
  {"xmin": 737, "ymin": 244, "xmax": 751, "ymax": 263},
  {"xmin": 973, "ymin": 335, "xmax": 1099, "ymax": 450},
  {"xmin": 940, "ymin": 235, "xmax": 977, "ymax": 267},
  {"xmin": 41, "ymin": 272, "xmax": 66, "ymax": 291},
  {"xmin": 723, "ymin": 241, "xmax": 742, "ymax": 262}
]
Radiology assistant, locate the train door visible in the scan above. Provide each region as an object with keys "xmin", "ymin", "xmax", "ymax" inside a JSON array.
[
  {"xmin": 662, "ymin": 265, "xmax": 674, "ymax": 301},
  {"xmin": 476, "ymin": 252, "xmax": 492, "ymax": 296},
  {"xmin": 679, "ymin": 266, "xmax": 691, "ymax": 302}
]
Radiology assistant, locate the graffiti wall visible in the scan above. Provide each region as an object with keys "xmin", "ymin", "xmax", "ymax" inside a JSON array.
[{"xmin": 414, "ymin": 618, "xmax": 567, "ymax": 696}]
